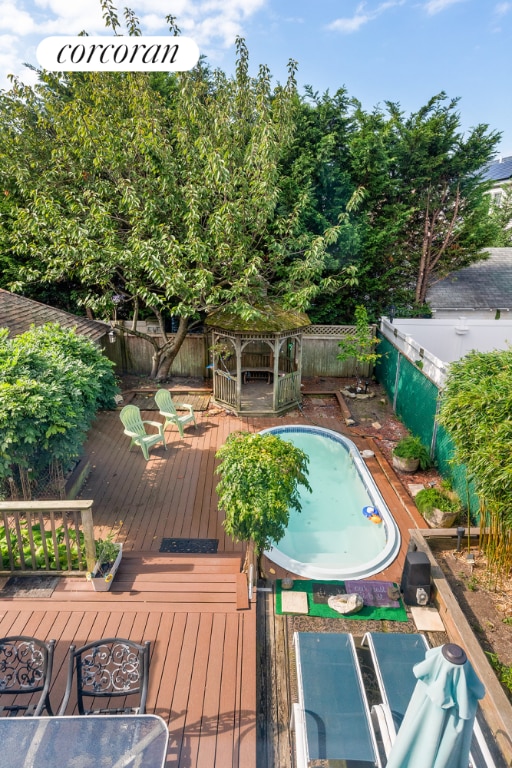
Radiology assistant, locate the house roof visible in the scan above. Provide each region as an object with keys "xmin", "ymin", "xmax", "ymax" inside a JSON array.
[
  {"xmin": 427, "ymin": 248, "xmax": 512, "ymax": 311},
  {"xmin": 0, "ymin": 289, "xmax": 110, "ymax": 342},
  {"xmin": 481, "ymin": 156, "xmax": 512, "ymax": 183}
]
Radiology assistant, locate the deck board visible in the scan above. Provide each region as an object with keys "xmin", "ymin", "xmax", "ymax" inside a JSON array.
[{"xmin": 1, "ymin": 392, "xmax": 428, "ymax": 767}]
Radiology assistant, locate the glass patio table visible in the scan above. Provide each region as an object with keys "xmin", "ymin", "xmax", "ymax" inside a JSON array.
[{"xmin": 0, "ymin": 713, "xmax": 169, "ymax": 768}]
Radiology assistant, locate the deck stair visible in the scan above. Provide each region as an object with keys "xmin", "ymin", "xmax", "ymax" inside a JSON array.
[{"xmin": 8, "ymin": 552, "xmax": 250, "ymax": 612}]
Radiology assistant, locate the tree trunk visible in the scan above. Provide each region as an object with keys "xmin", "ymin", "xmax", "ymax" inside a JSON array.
[{"xmin": 155, "ymin": 316, "xmax": 189, "ymax": 380}]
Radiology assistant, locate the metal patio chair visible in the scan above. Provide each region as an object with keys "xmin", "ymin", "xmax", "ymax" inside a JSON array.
[
  {"xmin": 0, "ymin": 636, "xmax": 55, "ymax": 716},
  {"xmin": 58, "ymin": 638, "xmax": 151, "ymax": 716}
]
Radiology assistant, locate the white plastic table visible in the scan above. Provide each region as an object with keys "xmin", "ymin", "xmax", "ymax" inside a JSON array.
[{"xmin": 0, "ymin": 713, "xmax": 169, "ymax": 768}]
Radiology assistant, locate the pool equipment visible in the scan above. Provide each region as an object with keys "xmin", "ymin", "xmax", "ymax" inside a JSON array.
[{"xmin": 401, "ymin": 550, "xmax": 431, "ymax": 606}]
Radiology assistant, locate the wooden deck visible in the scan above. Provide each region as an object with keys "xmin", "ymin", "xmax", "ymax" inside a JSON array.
[{"xmin": 0, "ymin": 391, "xmax": 427, "ymax": 768}]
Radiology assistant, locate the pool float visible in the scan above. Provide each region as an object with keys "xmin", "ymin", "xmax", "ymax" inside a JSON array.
[{"xmin": 362, "ymin": 505, "xmax": 382, "ymax": 524}]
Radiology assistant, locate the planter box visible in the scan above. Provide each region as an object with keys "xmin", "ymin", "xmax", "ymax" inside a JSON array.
[{"xmin": 88, "ymin": 544, "xmax": 123, "ymax": 592}]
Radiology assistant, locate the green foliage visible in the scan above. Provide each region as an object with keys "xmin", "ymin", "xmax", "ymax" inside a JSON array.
[
  {"xmin": 336, "ymin": 305, "xmax": 380, "ymax": 377},
  {"xmin": 348, "ymin": 94, "xmax": 501, "ymax": 314},
  {"xmin": 0, "ymin": 524, "xmax": 85, "ymax": 570},
  {"xmin": 393, "ymin": 435, "xmax": 431, "ymax": 469},
  {"xmin": 486, "ymin": 652, "xmax": 512, "ymax": 697},
  {"xmin": 415, "ymin": 487, "xmax": 461, "ymax": 516},
  {"xmin": 215, "ymin": 431, "xmax": 311, "ymax": 554},
  {"xmin": 0, "ymin": 7, "xmax": 354, "ymax": 377},
  {"xmin": 0, "ymin": 323, "xmax": 118, "ymax": 479},
  {"xmin": 438, "ymin": 347, "xmax": 512, "ymax": 576},
  {"xmin": 95, "ymin": 533, "xmax": 121, "ymax": 567},
  {"xmin": 488, "ymin": 188, "xmax": 512, "ymax": 247}
]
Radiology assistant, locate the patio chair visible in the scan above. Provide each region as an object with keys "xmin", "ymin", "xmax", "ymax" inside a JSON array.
[
  {"xmin": 58, "ymin": 638, "xmax": 151, "ymax": 716},
  {"xmin": 0, "ymin": 636, "xmax": 55, "ymax": 716},
  {"xmin": 119, "ymin": 404, "xmax": 166, "ymax": 460},
  {"xmin": 362, "ymin": 631, "xmax": 429, "ymax": 742},
  {"xmin": 154, "ymin": 388, "xmax": 197, "ymax": 438},
  {"xmin": 292, "ymin": 631, "xmax": 382, "ymax": 768}
]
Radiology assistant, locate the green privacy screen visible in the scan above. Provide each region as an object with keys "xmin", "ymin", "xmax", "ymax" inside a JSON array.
[{"xmin": 376, "ymin": 334, "xmax": 479, "ymax": 518}]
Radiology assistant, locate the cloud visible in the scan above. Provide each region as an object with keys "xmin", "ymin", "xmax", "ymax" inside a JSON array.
[
  {"xmin": 328, "ymin": 1, "xmax": 404, "ymax": 34},
  {"xmin": 423, "ymin": 0, "xmax": 466, "ymax": 15},
  {"xmin": 0, "ymin": 2, "xmax": 38, "ymax": 35},
  {"xmin": 494, "ymin": 2, "xmax": 512, "ymax": 16},
  {"xmin": 0, "ymin": 33, "xmax": 39, "ymax": 88},
  {"xmin": 0, "ymin": 0, "xmax": 269, "ymax": 86}
]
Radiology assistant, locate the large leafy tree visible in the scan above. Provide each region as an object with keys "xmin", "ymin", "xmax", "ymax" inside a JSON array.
[
  {"xmin": 0, "ymin": 4, "xmax": 352, "ymax": 379},
  {"xmin": 348, "ymin": 94, "xmax": 501, "ymax": 315},
  {"xmin": 276, "ymin": 87, "xmax": 361, "ymax": 323}
]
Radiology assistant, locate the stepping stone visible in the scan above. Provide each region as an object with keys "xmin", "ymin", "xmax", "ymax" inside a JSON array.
[
  {"xmin": 280, "ymin": 591, "xmax": 309, "ymax": 614},
  {"xmin": 410, "ymin": 605, "xmax": 445, "ymax": 631},
  {"xmin": 408, "ymin": 483, "xmax": 425, "ymax": 497}
]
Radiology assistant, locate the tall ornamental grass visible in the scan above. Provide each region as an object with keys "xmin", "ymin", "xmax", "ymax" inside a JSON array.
[{"xmin": 438, "ymin": 348, "xmax": 512, "ymax": 582}]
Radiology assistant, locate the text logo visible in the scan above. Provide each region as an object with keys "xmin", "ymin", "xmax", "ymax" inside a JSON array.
[{"xmin": 37, "ymin": 36, "xmax": 199, "ymax": 72}]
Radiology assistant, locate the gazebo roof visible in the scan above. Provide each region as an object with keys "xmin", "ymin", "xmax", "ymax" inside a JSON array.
[{"xmin": 205, "ymin": 302, "xmax": 310, "ymax": 333}]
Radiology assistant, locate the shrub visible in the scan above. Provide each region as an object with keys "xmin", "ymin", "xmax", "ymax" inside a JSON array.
[
  {"xmin": 415, "ymin": 487, "xmax": 461, "ymax": 517},
  {"xmin": 0, "ymin": 323, "xmax": 118, "ymax": 480}
]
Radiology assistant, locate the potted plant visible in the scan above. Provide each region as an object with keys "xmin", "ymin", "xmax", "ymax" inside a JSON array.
[
  {"xmin": 87, "ymin": 535, "xmax": 123, "ymax": 592},
  {"xmin": 415, "ymin": 487, "xmax": 461, "ymax": 528},
  {"xmin": 392, "ymin": 435, "xmax": 431, "ymax": 473},
  {"xmin": 215, "ymin": 431, "xmax": 311, "ymax": 577}
]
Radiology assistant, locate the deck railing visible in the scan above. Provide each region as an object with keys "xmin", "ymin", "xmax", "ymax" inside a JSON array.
[
  {"xmin": 0, "ymin": 501, "xmax": 97, "ymax": 574},
  {"xmin": 276, "ymin": 371, "xmax": 300, "ymax": 408}
]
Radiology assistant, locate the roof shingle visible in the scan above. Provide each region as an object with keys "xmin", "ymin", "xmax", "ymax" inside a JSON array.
[
  {"xmin": 0, "ymin": 289, "xmax": 110, "ymax": 342},
  {"xmin": 427, "ymin": 248, "xmax": 512, "ymax": 311}
]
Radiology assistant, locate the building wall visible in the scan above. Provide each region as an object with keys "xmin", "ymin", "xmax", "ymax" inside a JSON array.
[{"xmin": 381, "ymin": 316, "xmax": 512, "ymax": 370}]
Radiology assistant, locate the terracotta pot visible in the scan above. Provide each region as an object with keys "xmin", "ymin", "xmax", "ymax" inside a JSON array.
[{"xmin": 392, "ymin": 454, "xmax": 419, "ymax": 473}]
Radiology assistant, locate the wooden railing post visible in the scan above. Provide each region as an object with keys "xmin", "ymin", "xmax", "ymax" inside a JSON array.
[{"xmin": 80, "ymin": 505, "xmax": 97, "ymax": 572}]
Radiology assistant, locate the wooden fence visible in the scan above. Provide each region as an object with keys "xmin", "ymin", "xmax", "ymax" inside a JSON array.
[
  {"xmin": 0, "ymin": 501, "xmax": 97, "ymax": 575},
  {"xmin": 103, "ymin": 325, "xmax": 376, "ymax": 379}
]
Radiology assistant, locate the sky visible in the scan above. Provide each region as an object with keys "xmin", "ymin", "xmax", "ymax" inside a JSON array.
[{"xmin": 0, "ymin": 0, "xmax": 511, "ymax": 157}]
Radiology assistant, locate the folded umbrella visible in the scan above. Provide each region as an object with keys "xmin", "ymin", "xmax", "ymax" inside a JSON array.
[{"xmin": 386, "ymin": 643, "xmax": 485, "ymax": 768}]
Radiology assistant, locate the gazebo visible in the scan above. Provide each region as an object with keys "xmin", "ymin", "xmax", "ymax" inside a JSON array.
[{"xmin": 205, "ymin": 303, "xmax": 310, "ymax": 416}]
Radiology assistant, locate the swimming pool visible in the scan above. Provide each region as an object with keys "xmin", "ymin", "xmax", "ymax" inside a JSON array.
[{"xmin": 260, "ymin": 425, "xmax": 401, "ymax": 580}]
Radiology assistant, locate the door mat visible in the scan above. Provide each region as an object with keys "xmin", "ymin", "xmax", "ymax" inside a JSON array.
[
  {"xmin": 159, "ymin": 538, "xmax": 219, "ymax": 554},
  {"xmin": 2, "ymin": 576, "xmax": 60, "ymax": 598},
  {"xmin": 276, "ymin": 580, "xmax": 408, "ymax": 621}
]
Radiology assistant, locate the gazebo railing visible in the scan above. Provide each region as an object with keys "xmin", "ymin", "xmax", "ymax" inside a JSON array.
[
  {"xmin": 276, "ymin": 371, "xmax": 300, "ymax": 409},
  {"xmin": 214, "ymin": 369, "xmax": 238, "ymax": 409}
]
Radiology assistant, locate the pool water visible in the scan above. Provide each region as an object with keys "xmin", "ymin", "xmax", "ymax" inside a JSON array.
[{"xmin": 260, "ymin": 425, "xmax": 400, "ymax": 580}]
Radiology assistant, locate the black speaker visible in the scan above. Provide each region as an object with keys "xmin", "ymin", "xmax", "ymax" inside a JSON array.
[{"xmin": 401, "ymin": 551, "xmax": 431, "ymax": 606}]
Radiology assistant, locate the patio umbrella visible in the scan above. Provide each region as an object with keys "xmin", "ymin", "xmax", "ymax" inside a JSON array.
[{"xmin": 385, "ymin": 643, "xmax": 485, "ymax": 768}]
